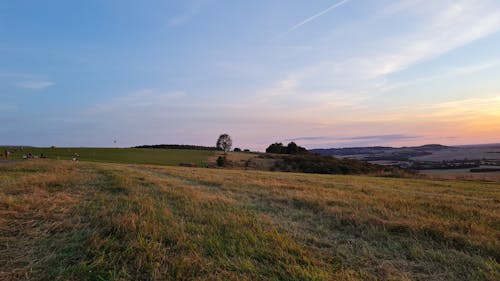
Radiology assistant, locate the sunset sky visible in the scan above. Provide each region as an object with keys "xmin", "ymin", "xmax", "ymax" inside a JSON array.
[{"xmin": 1, "ymin": 0, "xmax": 500, "ymax": 150}]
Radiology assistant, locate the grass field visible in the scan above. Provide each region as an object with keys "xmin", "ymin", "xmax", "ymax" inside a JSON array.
[
  {"xmin": 0, "ymin": 147, "xmax": 214, "ymax": 166},
  {"xmin": 421, "ymin": 167, "xmax": 500, "ymax": 182},
  {"xmin": 1, "ymin": 160, "xmax": 499, "ymax": 280}
]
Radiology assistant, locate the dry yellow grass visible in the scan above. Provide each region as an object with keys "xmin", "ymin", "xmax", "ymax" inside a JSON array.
[{"xmin": 1, "ymin": 160, "xmax": 499, "ymax": 280}]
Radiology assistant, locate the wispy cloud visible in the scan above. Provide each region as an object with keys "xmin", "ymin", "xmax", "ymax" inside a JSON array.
[
  {"xmin": 1, "ymin": 72, "xmax": 54, "ymax": 89},
  {"xmin": 283, "ymin": 134, "xmax": 429, "ymax": 148},
  {"xmin": 167, "ymin": 1, "xmax": 204, "ymax": 27},
  {"xmin": 16, "ymin": 81, "xmax": 54, "ymax": 89},
  {"xmin": 342, "ymin": 134, "xmax": 422, "ymax": 141},
  {"xmin": 347, "ymin": 1, "xmax": 500, "ymax": 79},
  {"xmin": 377, "ymin": 0, "xmax": 425, "ymax": 17},
  {"xmin": 286, "ymin": 136, "xmax": 331, "ymax": 142},
  {"xmin": 286, "ymin": 0, "xmax": 352, "ymax": 32},
  {"xmin": 0, "ymin": 104, "xmax": 17, "ymax": 111},
  {"xmin": 380, "ymin": 59, "xmax": 500, "ymax": 92},
  {"xmin": 401, "ymin": 96, "xmax": 500, "ymax": 119},
  {"xmin": 0, "ymin": 72, "xmax": 36, "ymax": 79},
  {"xmin": 272, "ymin": 0, "xmax": 352, "ymax": 41},
  {"xmin": 86, "ymin": 89, "xmax": 186, "ymax": 114},
  {"xmin": 288, "ymin": 134, "xmax": 422, "ymax": 143},
  {"xmin": 265, "ymin": 0, "xmax": 500, "ymax": 108}
]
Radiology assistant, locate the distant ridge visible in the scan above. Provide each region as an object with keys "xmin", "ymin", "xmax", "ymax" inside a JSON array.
[
  {"xmin": 411, "ymin": 144, "xmax": 449, "ymax": 150},
  {"xmin": 456, "ymin": 143, "xmax": 500, "ymax": 148},
  {"xmin": 310, "ymin": 146, "xmax": 392, "ymax": 156},
  {"xmin": 310, "ymin": 144, "xmax": 449, "ymax": 156}
]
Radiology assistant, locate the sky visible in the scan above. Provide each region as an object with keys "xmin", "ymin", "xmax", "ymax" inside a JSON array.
[{"xmin": 1, "ymin": 0, "xmax": 500, "ymax": 150}]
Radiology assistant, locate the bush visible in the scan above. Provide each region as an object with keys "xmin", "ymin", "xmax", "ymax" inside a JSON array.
[
  {"xmin": 272, "ymin": 154, "xmax": 392, "ymax": 175},
  {"xmin": 266, "ymin": 143, "xmax": 287, "ymax": 154},
  {"xmin": 266, "ymin": 142, "xmax": 308, "ymax": 154},
  {"xmin": 216, "ymin": 156, "xmax": 227, "ymax": 167}
]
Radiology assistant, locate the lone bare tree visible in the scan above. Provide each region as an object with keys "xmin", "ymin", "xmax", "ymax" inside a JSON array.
[{"xmin": 216, "ymin": 134, "xmax": 232, "ymax": 153}]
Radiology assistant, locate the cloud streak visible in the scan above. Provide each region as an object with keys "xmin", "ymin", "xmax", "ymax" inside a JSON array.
[
  {"xmin": 1, "ymin": 73, "xmax": 54, "ymax": 89},
  {"xmin": 284, "ymin": 134, "xmax": 429, "ymax": 148},
  {"xmin": 0, "ymin": 104, "xmax": 17, "ymax": 111},
  {"xmin": 286, "ymin": 0, "xmax": 351, "ymax": 32},
  {"xmin": 272, "ymin": 0, "xmax": 352, "ymax": 40},
  {"xmin": 16, "ymin": 81, "xmax": 54, "ymax": 89},
  {"xmin": 167, "ymin": 0, "xmax": 205, "ymax": 27},
  {"xmin": 379, "ymin": 59, "xmax": 500, "ymax": 92},
  {"xmin": 86, "ymin": 89, "xmax": 186, "ymax": 114},
  {"xmin": 265, "ymin": 0, "xmax": 500, "ymax": 110},
  {"xmin": 288, "ymin": 134, "xmax": 422, "ymax": 143}
]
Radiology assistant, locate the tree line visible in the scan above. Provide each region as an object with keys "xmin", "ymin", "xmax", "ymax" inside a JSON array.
[{"xmin": 265, "ymin": 142, "xmax": 308, "ymax": 154}]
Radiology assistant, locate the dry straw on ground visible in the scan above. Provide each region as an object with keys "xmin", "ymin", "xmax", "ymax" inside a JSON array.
[{"xmin": 1, "ymin": 160, "xmax": 499, "ymax": 280}]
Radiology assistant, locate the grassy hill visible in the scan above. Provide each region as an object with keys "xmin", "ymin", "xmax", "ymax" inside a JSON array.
[
  {"xmin": 2, "ymin": 147, "xmax": 401, "ymax": 176},
  {"xmin": 1, "ymin": 147, "xmax": 214, "ymax": 166},
  {"xmin": 1, "ymin": 160, "xmax": 498, "ymax": 280},
  {"xmin": 219, "ymin": 152, "xmax": 410, "ymax": 177}
]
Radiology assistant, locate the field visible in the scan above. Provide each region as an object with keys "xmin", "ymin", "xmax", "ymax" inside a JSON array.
[
  {"xmin": 1, "ymin": 160, "xmax": 499, "ymax": 280},
  {"xmin": 412, "ymin": 146, "xmax": 500, "ymax": 162},
  {"xmin": 1, "ymin": 147, "xmax": 214, "ymax": 166},
  {"xmin": 421, "ymin": 167, "xmax": 500, "ymax": 181}
]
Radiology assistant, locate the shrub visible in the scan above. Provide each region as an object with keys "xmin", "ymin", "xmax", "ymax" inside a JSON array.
[
  {"xmin": 266, "ymin": 142, "xmax": 308, "ymax": 154},
  {"xmin": 216, "ymin": 156, "xmax": 227, "ymax": 167},
  {"xmin": 272, "ymin": 154, "xmax": 395, "ymax": 175}
]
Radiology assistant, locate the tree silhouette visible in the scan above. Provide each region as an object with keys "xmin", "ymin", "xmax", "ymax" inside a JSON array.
[{"xmin": 216, "ymin": 134, "xmax": 233, "ymax": 152}]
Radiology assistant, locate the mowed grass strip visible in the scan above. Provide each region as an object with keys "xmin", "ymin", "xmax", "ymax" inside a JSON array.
[
  {"xmin": 1, "ymin": 160, "xmax": 499, "ymax": 280},
  {"xmin": 4, "ymin": 147, "xmax": 214, "ymax": 166}
]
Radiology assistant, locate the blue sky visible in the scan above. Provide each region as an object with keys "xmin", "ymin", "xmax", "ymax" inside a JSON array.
[{"xmin": 1, "ymin": 0, "xmax": 500, "ymax": 150}]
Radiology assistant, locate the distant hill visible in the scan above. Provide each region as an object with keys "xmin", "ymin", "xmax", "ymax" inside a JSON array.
[
  {"xmin": 456, "ymin": 143, "xmax": 500, "ymax": 148},
  {"xmin": 221, "ymin": 151, "xmax": 410, "ymax": 177},
  {"xmin": 310, "ymin": 146, "xmax": 393, "ymax": 156},
  {"xmin": 308, "ymin": 143, "xmax": 500, "ymax": 169},
  {"xmin": 410, "ymin": 144, "xmax": 449, "ymax": 150},
  {"xmin": 310, "ymin": 144, "xmax": 449, "ymax": 157}
]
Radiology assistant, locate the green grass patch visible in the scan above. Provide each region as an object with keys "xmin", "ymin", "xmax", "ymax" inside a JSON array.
[{"xmin": 3, "ymin": 147, "xmax": 214, "ymax": 166}]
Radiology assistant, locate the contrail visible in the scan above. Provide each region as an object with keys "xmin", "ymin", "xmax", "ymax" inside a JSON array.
[{"xmin": 272, "ymin": 0, "xmax": 352, "ymax": 41}]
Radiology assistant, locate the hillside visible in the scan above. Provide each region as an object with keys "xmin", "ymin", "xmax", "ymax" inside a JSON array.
[
  {"xmin": 310, "ymin": 144, "xmax": 500, "ymax": 172},
  {"xmin": 1, "ymin": 160, "xmax": 498, "ymax": 280},
  {"xmin": 213, "ymin": 151, "xmax": 411, "ymax": 177},
  {"xmin": 1, "ymin": 147, "xmax": 400, "ymax": 176},
  {"xmin": 310, "ymin": 144, "xmax": 449, "ymax": 159}
]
